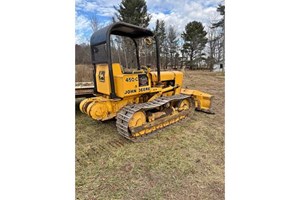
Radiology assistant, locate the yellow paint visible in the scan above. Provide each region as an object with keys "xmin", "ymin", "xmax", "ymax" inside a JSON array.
[
  {"xmin": 178, "ymin": 99, "xmax": 190, "ymax": 111},
  {"xmin": 95, "ymin": 63, "xmax": 123, "ymax": 95},
  {"xmin": 79, "ymin": 98, "xmax": 93, "ymax": 113},
  {"xmin": 112, "ymin": 63, "xmax": 123, "ymax": 75},
  {"xmin": 132, "ymin": 114, "xmax": 186, "ymax": 137},
  {"xmin": 87, "ymin": 101, "xmax": 108, "ymax": 120},
  {"xmin": 128, "ymin": 111, "xmax": 146, "ymax": 128},
  {"xmin": 173, "ymin": 71, "xmax": 183, "ymax": 94},
  {"xmin": 95, "ymin": 64, "xmax": 110, "ymax": 95},
  {"xmin": 181, "ymin": 88, "xmax": 213, "ymax": 112},
  {"xmin": 150, "ymin": 71, "xmax": 175, "ymax": 82},
  {"xmin": 79, "ymin": 94, "xmax": 140, "ymax": 121},
  {"xmin": 80, "ymin": 62, "xmax": 213, "ymax": 123},
  {"xmin": 148, "ymin": 86, "xmax": 174, "ymax": 102},
  {"xmin": 114, "ymin": 74, "xmax": 139, "ymax": 97}
]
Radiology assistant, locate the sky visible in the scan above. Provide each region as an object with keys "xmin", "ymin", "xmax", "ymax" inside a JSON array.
[{"xmin": 75, "ymin": 0, "xmax": 224, "ymax": 44}]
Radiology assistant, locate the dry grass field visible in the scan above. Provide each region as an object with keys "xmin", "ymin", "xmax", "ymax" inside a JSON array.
[
  {"xmin": 75, "ymin": 69, "xmax": 225, "ymax": 200},
  {"xmin": 75, "ymin": 64, "xmax": 93, "ymax": 82}
]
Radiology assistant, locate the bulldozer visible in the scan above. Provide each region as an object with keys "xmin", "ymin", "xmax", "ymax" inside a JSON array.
[{"xmin": 79, "ymin": 22, "xmax": 213, "ymax": 142}]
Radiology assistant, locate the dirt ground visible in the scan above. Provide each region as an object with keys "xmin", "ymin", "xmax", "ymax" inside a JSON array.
[{"xmin": 75, "ymin": 70, "xmax": 225, "ymax": 200}]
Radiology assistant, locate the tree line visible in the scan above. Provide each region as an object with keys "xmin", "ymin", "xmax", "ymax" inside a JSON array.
[{"xmin": 75, "ymin": 0, "xmax": 224, "ymax": 71}]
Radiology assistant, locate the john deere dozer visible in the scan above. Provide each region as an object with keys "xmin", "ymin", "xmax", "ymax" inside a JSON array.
[{"xmin": 79, "ymin": 22, "xmax": 213, "ymax": 142}]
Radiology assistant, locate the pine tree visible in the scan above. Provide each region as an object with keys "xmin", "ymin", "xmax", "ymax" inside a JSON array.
[
  {"xmin": 212, "ymin": 4, "xmax": 225, "ymax": 31},
  {"xmin": 114, "ymin": 0, "xmax": 151, "ymax": 27},
  {"xmin": 182, "ymin": 21, "xmax": 208, "ymax": 69},
  {"xmin": 114, "ymin": 0, "xmax": 151, "ymax": 69}
]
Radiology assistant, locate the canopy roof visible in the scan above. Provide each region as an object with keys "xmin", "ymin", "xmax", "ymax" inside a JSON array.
[{"xmin": 90, "ymin": 22, "xmax": 154, "ymax": 46}]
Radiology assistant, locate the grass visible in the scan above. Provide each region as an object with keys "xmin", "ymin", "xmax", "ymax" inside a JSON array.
[
  {"xmin": 76, "ymin": 64, "xmax": 93, "ymax": 82},
  {"xmin": 75, "ymin": 70, "xmax": 225, "ymax": 200}
]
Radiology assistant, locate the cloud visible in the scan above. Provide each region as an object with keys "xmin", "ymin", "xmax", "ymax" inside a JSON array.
[
  {"xmin": 148, "ymin": 0, "xmax": 222, "ymax": 34},
  {"xmin": 76, "ymin": 0, "xmax": 121, "ymax": 17},
  {"xmin": 75, "ymin": 12, "xmax": 90, "ymax": 43},
  {"xmin": 75, "ymin": 12, "xmax": 89, "ymax": 31},
  {"xmin": 75, "ymin": 0, "xmax": 223, "ymax": 43}
]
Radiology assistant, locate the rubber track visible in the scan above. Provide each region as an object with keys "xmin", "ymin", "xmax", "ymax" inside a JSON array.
[{"xmin": 116, "ymin": 94, "xmax": 194, "ymax": 142}]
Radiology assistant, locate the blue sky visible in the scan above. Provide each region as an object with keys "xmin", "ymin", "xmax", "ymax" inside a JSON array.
[{"xmin": 75, "ymin": 0, "xmax": 224, "ymax": 44}]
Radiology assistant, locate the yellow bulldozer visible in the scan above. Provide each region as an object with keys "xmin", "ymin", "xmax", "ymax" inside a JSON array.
[{"xmin": 79, "ymin": 22, "xmax": 213, "ymax": 142}]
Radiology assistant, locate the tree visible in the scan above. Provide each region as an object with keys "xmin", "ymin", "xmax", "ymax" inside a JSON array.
[
  {"xmin": 75, "ymin": 44, "xmax": 91, "ymax": 64},
  {"xmin": 154, "ymin": 20, "xmax": 168, "ymax": 68},
  {"xmin": 212, "ymin": 4, "xmax": 225, "ymax": 30},
  {"xmin": 89, "ymin": 14, "xmax": 101, "ymax": 33},
  {"xmin": 174, "ymin": 52, "xmax": 180, "ymax": 69},
  {"xmin": 206, "ymin": 29, "xmax": 218, "ymax": 71},
  {"xmin": 182, "ymin": 21, "xmax": 208, "ymax": 69},
  {"xmin": 212, "ymin": 4, "xmax": 225, "ymax": 68},
  {"xmin": 167, "ymin": 26, "xmax": 178, "ymax": 68},
  {"xmin": 114, "ymin": 0, "xmax": 151, "ymax": 69},
  {"xmin": 206, "ymin": 18, "xmax": 222, "ymax": 70},
  {"xmin": 114, "ymin": 0, "xmax": 151, "ymax": 27}
]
